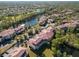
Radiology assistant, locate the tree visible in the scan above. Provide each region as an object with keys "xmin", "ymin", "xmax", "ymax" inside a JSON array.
[
  {"xmin": 56, "ymin": 50, "xmax": 62, "ymax": 57},
  {"xmin": 63, "ymin": 52, "xmax": 67, "ymax": 57}
]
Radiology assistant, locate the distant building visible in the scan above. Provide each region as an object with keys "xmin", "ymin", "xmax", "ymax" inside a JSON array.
[
  {"xmin": 27, "ymin": 27, "xmax": 55, "ymax": 50},
  {"xmin": 51, "ymin": 14, "xmax": 61, "ymax": 17},
  {"xmin": 38, "ymin": 15, "xmax": 47, "ymax": 26},
  {"xmin": 47, "ymin": 19, "xmax": 55, "ymax": 24},
  {"xmin": 3, "ymin": 47, "xmax": 28, "ymax": 57},
  {"xmin": 57, "ymin": 20, "xmax": 79, "ymax": 29},
  {"xmin": 61, "ymin": 9, "xmax": 73, "ymax": 15},
  {"xmin": 56, "ymin": 20, "xmax": 79, "ymax": 34},
  {"xmin": 62, "ymin": 20, "xmax": 68, "ymax": 24},
  {"xmin": 14, "ymin": 24, "xmax": 25, "ymax": 34}
]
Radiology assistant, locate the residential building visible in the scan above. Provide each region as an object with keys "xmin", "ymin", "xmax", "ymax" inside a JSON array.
[
  {"xmin": 14, "ymin": 24, "xmax": 25, "ymax": 34},
  {"xmin": 3, "ymin": 47, "xmax": 28, "ymax": 57},
  {"xmin": 27, "ymin": 27, "xmax": 55, "ymax": 50},
  {"xmin": 0, "ymin": 28, "xmax": 15, "ymax": 43}
]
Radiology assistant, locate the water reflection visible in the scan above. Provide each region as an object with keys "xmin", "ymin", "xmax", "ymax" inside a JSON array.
[{"xmin": 25, "ymin": 17, "xmax": 38, "ymax": 27}]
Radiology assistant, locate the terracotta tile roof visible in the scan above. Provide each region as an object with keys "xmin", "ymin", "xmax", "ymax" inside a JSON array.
[
  {"xmin": 62, "ymin": 20, "xmax": 68, "ymax": 24},
  {"xmin": 39, "ymin": 15, "xmax": 47, "ymax": 24},
  {"xmin": 8, "ymin": 47, "xmax": 27, "ymax": 57},
  {"xmin": 14, "ymin": 24, "xmax": 25, "ymax": 33},
  {"xmin": 56, "ymin": 20, "xmax": 79, "ymax": 29},
  {"xmin": 15, "ymin": 24, "xmax": 25, "ymax": 30},
  {"xmin": 0, "ymin": 29, "xmax": 15, "ymax": 37},
  {"xmin": 47, "ymin": 19, "xmax": 54, "ymax": 23},
  {"xmin": 28, "ymin": 27, "xmax": 54, "ymax": 47},
  {"xmin": 52, "ymin": 14, "xmax": 61, "ymax": 17}
]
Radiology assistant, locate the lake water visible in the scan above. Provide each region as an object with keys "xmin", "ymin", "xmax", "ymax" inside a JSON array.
[{"xmin": 25, "ymin": 17, "xmax": 38, "ymax": 27}]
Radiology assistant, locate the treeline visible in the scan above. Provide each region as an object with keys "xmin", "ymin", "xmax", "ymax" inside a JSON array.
[
  {"xmin": 51, "ymin": 25, "xmax": 79, "ymax": 57},
  {"xmin": 0, "ymin": 9, "xmax": 45, "ymax": 31}
]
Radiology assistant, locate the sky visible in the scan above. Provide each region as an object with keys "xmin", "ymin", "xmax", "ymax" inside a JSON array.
[{"xmin": 0, "ymin": 0, "xmax": 78, "ymax": 1}]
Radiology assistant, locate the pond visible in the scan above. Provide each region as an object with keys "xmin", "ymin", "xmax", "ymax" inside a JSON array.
[{"xmin": 25, "ymin": 17, "xmax": 38, "ymax": 27}]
